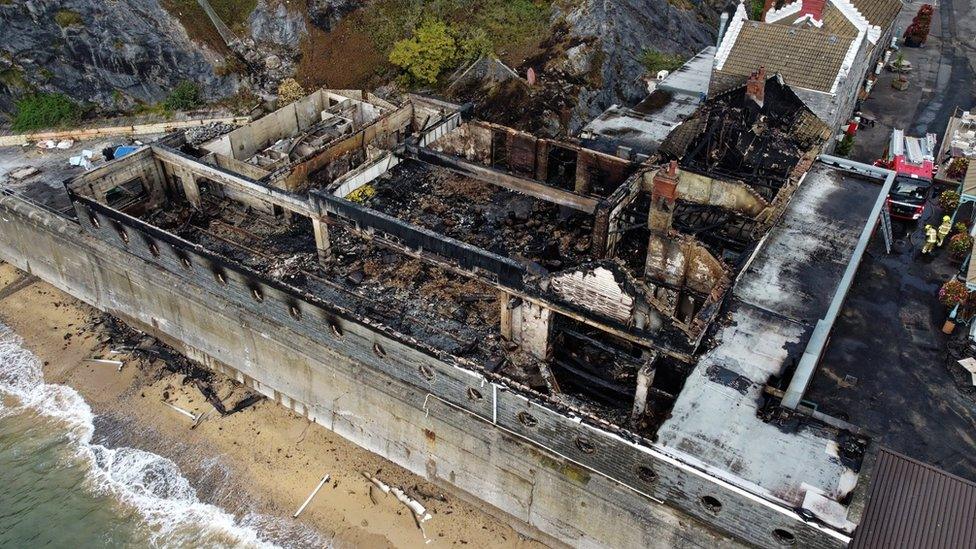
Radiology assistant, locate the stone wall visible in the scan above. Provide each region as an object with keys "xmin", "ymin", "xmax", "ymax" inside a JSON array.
[{"xmin": 0, "ymin": 194, "xmax": 850, "ymax": 549}]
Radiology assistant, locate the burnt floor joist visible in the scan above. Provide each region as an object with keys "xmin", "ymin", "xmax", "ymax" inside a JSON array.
[{"xmin": 408, "ymin": 145, "xmax": 601, "ymax": 213}]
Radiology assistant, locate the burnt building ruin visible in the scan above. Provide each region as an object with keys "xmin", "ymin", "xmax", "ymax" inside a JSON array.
[{"xmin": 39, "ymin": 81, "xmax": 884, "ymax": 548}]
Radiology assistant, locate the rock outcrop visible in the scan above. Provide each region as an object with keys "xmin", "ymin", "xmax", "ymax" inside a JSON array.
[
  {"xmin": 249, "ymin": 0, "xmax": 307, "ymax": 50},
  {"xmin": 453, "ymin": 0, "xmax": 717, "ymax": 137},
  {"xmin": 307, "ymin": 0, "xmax": 363, "ymax": 32},
  {"xmin": 0, "ymin": 0, "xmax": 238, "ymax": 116},
  {"xmin": 558, "ymin": 0, "xmax": 716, "ymax": 131}
]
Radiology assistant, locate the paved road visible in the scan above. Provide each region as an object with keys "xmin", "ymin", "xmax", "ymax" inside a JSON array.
[
  {"xmin": 806, "ymin": 0, "xmax": 976, "ymax": 481},
  {"xmin": 852, "ymin": 0, "xmax": 975, "ymax": 162},
  {"xmin": 910, "ymin": 0, "xmax": 975, "ymax": 136}
]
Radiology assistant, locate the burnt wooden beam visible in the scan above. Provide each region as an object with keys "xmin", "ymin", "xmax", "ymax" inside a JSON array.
[{"xmin": 409, "ymin": 146, "xmax": 601, "ymax": 214}]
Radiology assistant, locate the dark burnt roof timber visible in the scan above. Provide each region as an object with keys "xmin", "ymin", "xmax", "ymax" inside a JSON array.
[
  {"xmin": 851, "ymin": 448, "xmax": 976, "ymax": 549},
  {"xmin": 665, "ymin": 75, "xmax": 829, "ymax": 198}
]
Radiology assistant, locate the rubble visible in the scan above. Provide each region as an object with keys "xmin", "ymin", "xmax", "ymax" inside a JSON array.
[
  {"xmin": 184, "ymin": 122, "xmax": 238, "ymax": 146},
  {"xmin": 7, "ymin": 166, "xmax": 40, "ymax": 181},
  {"xmin": 64, "ymin": 83, "xmax": 830, "ymax": 441}
]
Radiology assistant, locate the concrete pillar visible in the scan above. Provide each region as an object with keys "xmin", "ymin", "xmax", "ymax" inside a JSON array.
[
  {"xmin": 312, "ymin": 217, "xmax": 331, "ymax": 264},
  {"xmin": 511, "ymin": 301, "xmax": 553, "ymax": 360},
  {"xmin": 499, "ymin": 290, "xmax": 513, "ymax": 340},
  {"xmin": 180, "ymin": 169, "xmax": 202, "ymax": 208},
  {"xmin": 631, "ymin": 362, "xmax": 657, "ymax": 421}
]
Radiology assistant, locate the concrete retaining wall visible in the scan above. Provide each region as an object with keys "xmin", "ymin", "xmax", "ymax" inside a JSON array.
[{"xmin": 0, "ymin": 194, "xmax": 849, "ymax": 549}]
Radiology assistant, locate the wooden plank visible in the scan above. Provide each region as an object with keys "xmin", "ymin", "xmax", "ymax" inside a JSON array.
[{"xmin": 414, "ymin": 147, "xmax": 601, "ymax": 213}]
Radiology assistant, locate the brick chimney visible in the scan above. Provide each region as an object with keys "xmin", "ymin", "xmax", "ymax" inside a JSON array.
[
  {"xmin": 761, "ymin": 0, "xmax": 776, "ymax": 20},
  {"xmin": 798, "ymin": 0, "xmax": 826, "ymax": 22},
  {"xmin": 651, "ymin": 161, "xmax": 680, "ymax": 202},
  {"xmin": 745, "ymin": 66, "xmax": 766, "ymax": 108},
  {"xmin": 648, "ymin": 161, "xmax": 680, "ymax": 234}
]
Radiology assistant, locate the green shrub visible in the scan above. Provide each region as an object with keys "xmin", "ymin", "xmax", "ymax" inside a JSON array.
[
  {"xmin": 277, "ymin": 78, "xmax": 306, "ymax": 106},
  {"xmin": 12, "ymin": 93, "xmax": 82, "ymax": 132},
  {"xmin": 163, "ymin": 81, "xmax": 202, "ymax": 111},
  {"xmin": 459, "ymin": 28, "xmax": 493, "ymax": 61},
  {"xmin": 948, "ymin": 233, "xmax": 974, "ymax": 259},
  {"xmin": 947, "ymin": 157, "xmax": 970, "ymax": 180},
  {"xmin": 54, "ymin": 9, "xmax": 83, "ymax": 28},
  {"xmin": 749, "ymin": 0, "xmax": 764, "ymax": 19},
  {"xmin": 357, "ymin": 0, "xmax": 549, "ymax": 59},
  {"xmin": 640, "ymin": 50, "xmax": 686, "ymax": 75},
  {"xmin": 389, "ymin": 18, "xmax": 458, "ymax": 85},
  {"xmin": 940, "ymin": 277, "xmax": 969, "ymax": 306}
]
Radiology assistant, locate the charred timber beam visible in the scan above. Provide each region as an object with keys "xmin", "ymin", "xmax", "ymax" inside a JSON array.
[
  {"xmin": 553, "ymin": 355, "xmax": 672, "ymax": 406},
  {"xmin": 409, "ymin": 146, "xmax": 600, "ymax": 214},
  {"xmin": 559, "ymin": 328, "xmax": 642, "ymax": 363},
  {"xmin": 553, "ymin": 355, "xmax": 633, "ymax": 404},
  {"xmin": 313, "ymin": 192, "xmax": 526, "ymax": 288}
]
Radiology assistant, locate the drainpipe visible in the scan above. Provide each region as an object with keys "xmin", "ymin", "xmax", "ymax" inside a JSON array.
[{"xmin": 716, "ymin": 12, "xmax": 730, "ymax": 48}]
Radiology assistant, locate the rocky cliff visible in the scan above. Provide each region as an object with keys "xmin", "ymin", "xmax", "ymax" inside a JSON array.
[
  {"xmin": 560, "ymin": 0, "xmax": 716, "ymax": 130},
  {"xmin": 0, "ymin": 0, "xmax": 716, "ymax": 135},
  {"xmin": 464, "ymin": 0, "xmax": 717, "ymax": 136},
  {"xmin": 0, "ymin": 0, "xmax": 238, "ymax": 117}
]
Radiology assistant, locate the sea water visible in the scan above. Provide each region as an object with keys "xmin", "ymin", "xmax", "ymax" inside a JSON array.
[{"xmin": 0, "ymin": 322, "xmax": 328, "ymax": 548}]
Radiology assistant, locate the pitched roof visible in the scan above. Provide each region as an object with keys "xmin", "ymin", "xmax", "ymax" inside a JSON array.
[
  {"xmin": 719, "ymin": 21, "xmax": 856, "ymax": 92},
  {"xmin": 851, "ymin": 448, "xmax": 976, "ymax": 549},
  {"xmin": 766, "ymin": 0, "xmax": 901, "ymax": 41},
  {"xmin": 769, "ymin": 1, "xmax": 860, "ymax": 37},
  {"xmin": 849, "ymin": 0, "xmax": 902, "ymax": 31}
]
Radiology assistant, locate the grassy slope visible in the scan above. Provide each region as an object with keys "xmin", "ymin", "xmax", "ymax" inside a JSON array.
[{"xmin": 297, "ymin": 0, "xmax": 553, "ymax": 90}]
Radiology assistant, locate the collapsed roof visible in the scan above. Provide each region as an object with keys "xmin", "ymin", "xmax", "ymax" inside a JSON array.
[{"xmin": 58, "ymin": 81, "xmax": 888, "ymax": 537}]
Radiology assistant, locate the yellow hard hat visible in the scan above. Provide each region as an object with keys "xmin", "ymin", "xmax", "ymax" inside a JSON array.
[
  {"xmin": 944, "ymin": 215, "xmax": 951, "ymax": 222},
  {"xmin": 926, "ymin": 224, "xmax": 933, "ymax": 229}
]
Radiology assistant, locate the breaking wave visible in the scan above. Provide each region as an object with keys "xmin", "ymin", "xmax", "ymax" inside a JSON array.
[{"xmin": 0, "ymin": 322, "xmax": 327, "ymax": 548}]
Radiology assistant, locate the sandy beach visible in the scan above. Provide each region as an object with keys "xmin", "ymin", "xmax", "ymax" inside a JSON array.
[{"xmin": 0, "ymin": 261, "xmax": 546, "ymax": 549}]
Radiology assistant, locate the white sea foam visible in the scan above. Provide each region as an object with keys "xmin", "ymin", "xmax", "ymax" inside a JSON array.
[{"xmin": 0, "ymin": 322, "xmax": 328, "ymax": 549}]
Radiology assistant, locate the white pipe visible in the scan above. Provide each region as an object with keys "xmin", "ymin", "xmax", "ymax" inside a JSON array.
[
  {"xmin": 293, "ymin": 474, "xmax": 330, "ymax": 518},
  {"xmin": 162, "ymin": 401, "xmax": 197, "ymax": 421},
  {"xmin": 87, "ymin": 358, "xmax": 123, "ymax": 366}
]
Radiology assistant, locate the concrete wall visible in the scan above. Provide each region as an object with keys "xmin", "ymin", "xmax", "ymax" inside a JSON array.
[
  {"xmin": 203, "ymin": 90, "xmax": 329, "ymax": 160},
  {"xmin": 68, "ymin": 147, "xmax": 167, "ymax": 207},
  {"xmin": 645, "ymin": 235, "xmax": 727, "ymax": 296},
  {"xmin": 430, "ymin": 121, "xmax": 635, "ymax": 199},
  {"xmin": 0, "ymin": 194, "xmax": 850, "ymax": 549},
  {"xmin": 278, "ymin": 104, "xmax": 412, "ymax": 191}
]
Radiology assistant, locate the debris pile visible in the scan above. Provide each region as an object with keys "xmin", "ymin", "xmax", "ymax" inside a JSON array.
[
  {"xmin": 364, "ymin": 161, "xmax": 593, "ymax": 272},
  {"xmin": 88, "ymin": 313, "xmax": 265, "ymax": 417},
  {"xmin": 185, "ymin": 122, "xmax": 238, "ymax": 146}
]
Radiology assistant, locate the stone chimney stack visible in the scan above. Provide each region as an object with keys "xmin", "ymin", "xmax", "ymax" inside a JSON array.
[{"xmin": 746, "ymin": 66, "xmax": 766, "ymax": 108}]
